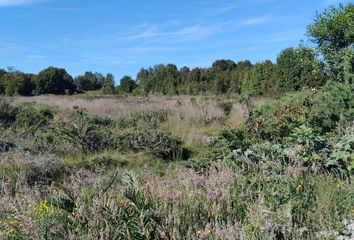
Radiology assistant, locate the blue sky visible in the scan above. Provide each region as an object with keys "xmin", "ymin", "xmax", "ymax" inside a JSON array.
[{"xmin": 0, "ymin": 0, "xmax": 351, "ymax": 82}]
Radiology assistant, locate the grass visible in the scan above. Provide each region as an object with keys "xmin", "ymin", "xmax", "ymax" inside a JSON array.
[{"xmin": 1, "ymin": 84, "xmax": 353, "ymax": 239}]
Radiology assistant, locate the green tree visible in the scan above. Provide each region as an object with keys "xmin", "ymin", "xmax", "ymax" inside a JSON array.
[
  {"xmin": 253, "ymin": 60, "xmax": 277, "ymax": 94},
  {"xmin": 136, "ymin": 68, "xmax": 152, "ymax": 96},
  {"xmin": 119, "ymin": 75, "xmax": 137, "ymax": 93},
  {"xmin": 3, "ymin": 73, "xmax": 36, "ymax": 96},
  {"xmin": 34, "ymin": 67, "xmax": 76, "ymax": 95},
  {"xmin": 101, "ymin": 73, "xmax": 115, "ymax": 94},
  {"xmin": 307, "ymin": 3, "xmax": 354, "ymax": 83},
  {"xmin": 230, "ymin": 60, "xmax": 252, "ymax": 95},
  {"xmin": 0, "ymin": 69, "xmax": 7, "ymax": 94},
  {"xmin": 74, "ymin": 71, "xmax": 101, "ymax": 91},
  {"xmin": 276, "ymin": 46, "xmax": 323, "ymax": 91}
]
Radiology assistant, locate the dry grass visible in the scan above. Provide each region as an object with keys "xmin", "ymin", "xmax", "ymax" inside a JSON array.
[{"xmin": 11, "ymin": 95, "xmax": 250, "ymax": 143}]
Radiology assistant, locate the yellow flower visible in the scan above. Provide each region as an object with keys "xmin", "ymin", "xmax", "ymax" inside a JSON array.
[
  {"xmin": 352, "ymin": 209, "xmax": 354, "ymax": 213},
  {"xmin": 296, "ymin": 184, "xmax": 302, "ymax": 192},
  {"xmin": 197, "ymin": 230, "xmax": 202, "ymax": 236},
  {"xmin": 0, "ymin": 220, "xmax": 3, "ymax": 225},
  {"xmin": 10, "ymin": 220, "xmax": 19, "ymax": 228},
  {"xmin": 207, "ymin": 228, "xmax": 212, "ymax": 235},
  {"xmin": 5, "ymin": 228, "xmax": 14, "ymax": 236}
]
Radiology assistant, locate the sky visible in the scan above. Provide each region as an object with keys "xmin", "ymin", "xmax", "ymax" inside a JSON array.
[{"xmin": 0, "ymin": 0, "xmax": 351, "ymax": 83}]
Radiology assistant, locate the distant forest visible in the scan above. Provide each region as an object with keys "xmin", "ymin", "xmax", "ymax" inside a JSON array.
[{"xmin": 0, "ymin": 3, "xmax": 352, "ymax": 97}]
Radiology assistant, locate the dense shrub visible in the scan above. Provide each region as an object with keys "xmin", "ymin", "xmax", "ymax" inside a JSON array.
[
  {"xmin": 247, "ymin": 82, "xmax": 354, "ymax": 141},
  {"xmin": 114, "ymin": 129, "xmax": 185, "ymax": 160},
  {"xmin": 116, "ymin": 110, "xmax": 168, "ymax": 129},
  {"xmin": 56, "ymin": 109, "xmax": 112, "ymax": 153},
  {"xmin": 0, "ymin": 99, "xmax": 17, "ymax": 128},
  {"xmin": 0, "ymin": 140, "xmax": 15, "ymax": 153},
  {"xmin": 14, "ymin": 105, "xmax": 53, "ymax": 132},
  {"xmin": 306, "ymin": 81, "xmax": 354, "ymax": 133}
]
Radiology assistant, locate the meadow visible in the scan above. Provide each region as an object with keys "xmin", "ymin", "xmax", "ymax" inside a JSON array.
[
  {"xmin": 0, "ymin": 81, "xmax": 353, "ymax": 240},
  {"xmin": 0, "ymin": 3, "xmax": 353, "ymax": 240}
]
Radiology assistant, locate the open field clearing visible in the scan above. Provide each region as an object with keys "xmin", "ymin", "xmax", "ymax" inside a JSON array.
[{"xmin": 1, "ymin": 2, "xmax": 353, "ymax": 240}]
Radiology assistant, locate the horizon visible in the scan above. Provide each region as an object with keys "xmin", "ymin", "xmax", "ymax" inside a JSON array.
[{"xmin": 0, "ymin": 0, "xmax": 351, "ymax": 83}]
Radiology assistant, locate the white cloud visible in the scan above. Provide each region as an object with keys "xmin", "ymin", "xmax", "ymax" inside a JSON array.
[
  {"xmin": 0, "ymin": 0, "xmax": 41, "ymax": 7},
  {"xmin": 26, "ymin": 54, "xmax": 48, "ymax": 59},
  {"xmin": 239, "ymin": 16, "xmax": 274, "ymax": 26}
]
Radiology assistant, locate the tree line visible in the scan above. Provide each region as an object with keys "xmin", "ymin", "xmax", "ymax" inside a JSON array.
[
  {"xmin": 0, "ymin": 67, "xmax": 117, "ymax": 96},
  {"xmin": 135, "ymin": 46, "xmax": 326, "ymax": 96},
  {"xmin": 0, "ymin": 3, "xmax": 352, "ymax": 97}
]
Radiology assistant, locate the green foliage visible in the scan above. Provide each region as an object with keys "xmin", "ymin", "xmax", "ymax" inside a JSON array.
[
  {"xmin": 118, "ymin": 75, "xmax": 137, "ymax": 93},
  {"xmin": 34, "ymin": 66, "xmax": 76, "ymax": 95},
  {"xmin": 101, "ymin": 73, "xmax": 115, "ymax": 94},
  {"xmin": 276, "ymin": 46, "xmax": 324, "ymax": 91},
  {"xmin": 326, "ymin": 126, "xmax": 354, "ymax": 174},
  {"xmin": 218, "ymin": 82, "xmax": 354, "ymax": 174},
  {"xmin": 1, "ymin": 5, "xmax": 354, "ymax": 239},
  {"xmin": 0, "ymin": 99, "xmax": 17, "ymax": 128},
  {"xmin": 287, "ymin": 125, "xmax": 327, "ymax": 164},
  {"xmin": 74, "ymin": 71, "xmax": 102, "ymax": 91},
  {"xmin": 14, "ymin": 105, "xmax": 53, "ymax": 133},
  {"xmin": 114, "ymin": 129, "xmax": 185, "ymax": 160},
  {"xmin": 306, "ymin": 81, "xmax": 354, "ymax": 133},
  {"xmin": 2, "ymin": 73, "xmax": 35, "ymax": 96},
  {"xmin": 250, "ymin": 60, "xmax": 277, "ymax": 95},
  {"xmin": 56, "ymin": 109, "xmax": 111, "ymax": 153},
  {"xmin": 307, "ymin": 3, "xmax": 354, "ymax": 83},
  {"xmin": 115, "ymin": 110, "xmax": 168, "ymax": 129}
]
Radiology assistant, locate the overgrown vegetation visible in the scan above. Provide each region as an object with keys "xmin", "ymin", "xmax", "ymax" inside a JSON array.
[{"xmin": 0, "ymin": 3, "xmax": 353, "ymax": 240}]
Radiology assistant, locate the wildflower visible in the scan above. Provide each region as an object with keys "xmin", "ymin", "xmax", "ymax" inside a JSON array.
[
  {"xmin": 207, "ymin": 228, "xmax": 212, "ymax": 235},
  {"xmin": 197, "ymin": 230, "xmax": 202, "ymax": 236},
  {"xmin": 352, "ymin": 209, "xmax": 354, "ymax": 213},
  {"xmin": 296, "ymin": 184, "xmax": 302, "ymax": 192},
  {"xmin": 36, "ymin": 200, "xmax": 52, "ymax": 221},
  {"xmin": 5, "ymin": 229, "xmax": 14, "ymax": 236},
  {"xmin": 10, "ymin": 220, "xmax": 19, "ymax": 228},
  {"xmin": 0, "ymin": 220, "xmax": 3, "ymax": 225}
]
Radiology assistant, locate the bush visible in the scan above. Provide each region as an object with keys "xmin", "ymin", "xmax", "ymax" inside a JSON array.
[
  {"xmin": 25, "ymin": 154, "xmax": 65, "ymax": 186},
  {"xmin": 116, "ymin": 110, "xmax": 168, "ymax": 129},
  {"xmin": 326, "ymin": 125, "xmax": 354, "ymax": 174},
  {"xmin": 14, "ymin": 105, "xmax": 53, "ymax": 133},
  {"xmin": 0, "ymin": 99, "xmax": 17, "ymax": 128},
  {"xmin": 114, "ymin": 129, "xmax": 185, "ymax": 160},
  {"xmin": 56, "ymin": 109, "xmax": 112, "ymax": 153},
  {"xmin": 306, "ymin": 81, "xmax": 354, "ymax": 133},
  {"xmin": 0, "ymin": 140, "xmax": 15, "ymax": 153},
  {"xmin": 247, "ymin": 82, "xmax": 354, "ymax": 141}
]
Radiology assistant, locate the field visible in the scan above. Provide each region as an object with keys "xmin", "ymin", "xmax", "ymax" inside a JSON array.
[
  {"xmin": 11, "ymin": 94, "xmax": 256, "ymax": 144},
  {"xmin": 0, "ymin": 81, "xmax": 353, "ymax": 239}
]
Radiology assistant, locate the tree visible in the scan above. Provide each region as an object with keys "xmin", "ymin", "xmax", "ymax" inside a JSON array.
[
  {"xmin": 74, "ymin": 71, "xmax": 101, "ymax": 91},
  {"xmin": 3, "ymin": 73, "xmax": 35, "ymax": 96},
  {"xmin": 34, "ymin": 67, "xmax": 76, "ymax": 95},
  {"xmin": 101, "ymin": 73, "xmax": 115, "ymax": 94},
  {"xmin": 212, "ymin": 59, "xmax": 236, "ymax": 72},
  {"xmin": 248, "ymin": 60, "xmax": 278, "ymax": 95},
  {"xmin": 276, "ymin": 46, "xmax": 323, "ymax": 91},
  {"xmin": 0, "ymin": 69, "xmax": 7, "ymax": 94},
  {"xmin": 94, "ymin": 72, "xmax": 105, "ymax": 88},
  {"xmin": 119, "ymin": 75, "xmax": 137, "ymax": 93},
  {"xmin": 229, "ymin": 61, "xmax": 252, "ymax": 95},
  {"xmin": 136, "ymin": 68, "xmax": 152, "ymax": 95},
  {"xmin": 307, "ymin": 3, "xmax": 354, "ymax": 83}
]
